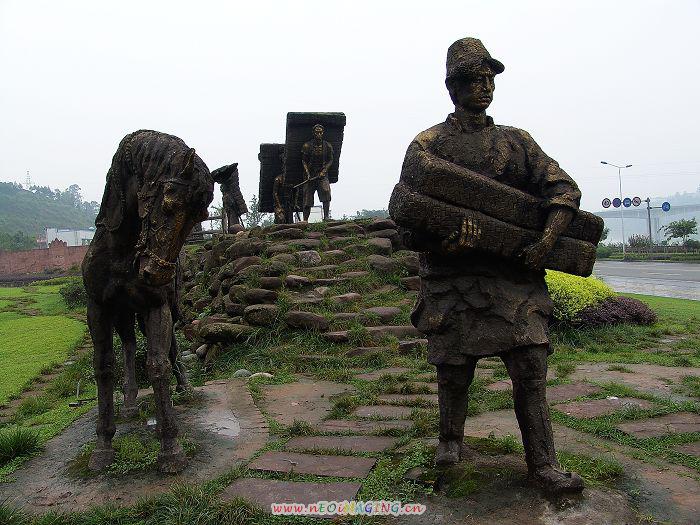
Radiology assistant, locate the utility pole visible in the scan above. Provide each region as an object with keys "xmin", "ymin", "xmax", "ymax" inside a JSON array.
[
  {"xmin": 645, "ymin": 198, "xmax": 653, "ymax": 253},
  {"xmin": 601, "ymin": 161, "xmax": 633, "ymax": 255}
]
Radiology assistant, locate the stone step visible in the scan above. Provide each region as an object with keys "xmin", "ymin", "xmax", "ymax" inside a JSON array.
[
  {"xmin": 401, "ymin": 276, "xmax": 421, "ymax": 291},
  {"xmin": 316, "ymin": 419, "xmax": 413, "ymax": 434},
  {"xmin": 304, "ymin": 264, "xmax": 339, "ymax": 275},
  {"xmin": 398, "ymin": 339, "xmax": 428, "ymax": 355},
  {"xmin": 346, "ymin": 346, "xmax": 389, "ymax": 358},
  {"xmin": 546, "ymin": 382, "xmax": 602, "ymax": 403},
  {"xmin": 220, "ymin": 478, "xmax": 361, "ymax": 514},
  {"xmin": 248, "ymin": 450, "xmax": 376, "ymax": 478},
  {"xmin": 285, "ymin": 435, "xmax": 398, "ymax": 453},
  {"xmin": 363, "ymin": 306, "xmax": 402, "ymax": 323},
  {"xmin": 355, "ymin": 367, "xmax": 412, "ymax": 381},
  {"xmin": 552, "ymin": 397, "xmax": 653, "ymax": 419},
  {"xmin": 285, "ymin": 311, "xmax": 330, "ymax": 331},
  {"xmin": 366, "ymin": 325, "xmax": 423, "ymax": 340},
  {"xmin": 377, "ymin": 394, "xmax": 438, "ymax": 405},
  {"xmin": 352, "ymin": 405, "xmax": 415, "ymax": 419},
  {"xmin": 617, "ymin": 412, "xmax": 700, "ymax": 438},
  {"xmin": 322, "ymin": 326, "xmax": 422, "ymax": 344},
  {"xmin": 315, "ymin": 277, "xmax": 349, "ymax": 286}
]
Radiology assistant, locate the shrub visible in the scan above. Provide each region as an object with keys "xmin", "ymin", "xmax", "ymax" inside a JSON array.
[
  {"xmin": 59, "ymin": 277, "xmax": 87, "ymax": 308},
  {"xmin": 14, "ymin": 395, "xmax": 52, "ymax": 420},
  {"xmin": 596, "ymin": 244, "xmax": 615, "ymax": 258},
  {"xmin": 0, "ymin": 426, "xmax": 41, "ymax": 466},
  {"xmin": 573, "ymin": 296, "xmax": 657, "ymax": 328},
  {"xmin": 545, "ymin": 271, "xmax": 615, "ymax": 322}
]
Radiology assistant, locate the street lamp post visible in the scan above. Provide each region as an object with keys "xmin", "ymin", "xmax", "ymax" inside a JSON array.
[{"xmin": 601, "ymin": 161, "xmax": 633, "ymax": 256}]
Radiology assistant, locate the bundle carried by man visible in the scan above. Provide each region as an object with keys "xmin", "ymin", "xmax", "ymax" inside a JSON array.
[{"xmin": 389, "ymin": 149, "xmax": 604, "ymax": 277}]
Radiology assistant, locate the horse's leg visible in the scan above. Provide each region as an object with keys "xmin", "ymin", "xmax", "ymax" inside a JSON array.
[
  {"xmin": 143, "ymin": 302, "xmax": 187, "ymax": 473},
  {"xmin": 115, "ymin": 309, "xmax": 138, "ymax": 418},
  {"xmin": 167, "ymin": 283, "xmax": 191, "ymax": 394},
  {"xmin": 169, "ymin": 327, "xmax": 192, "ymax": 394},
  {"xmin": 87, "ymin": 298, "xmax": 116, "ymax": 471}
]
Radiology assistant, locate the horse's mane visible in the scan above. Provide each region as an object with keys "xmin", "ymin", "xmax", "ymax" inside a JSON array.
[{"xmin": 96, "ymin": 130, "xmax": 210, "ymax": 231}]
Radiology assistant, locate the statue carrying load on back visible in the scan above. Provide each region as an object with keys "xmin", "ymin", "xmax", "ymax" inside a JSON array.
[
  {"xmin": 258, "ymin": 112, "xmax": 346, "ymax": 223},
  {"xmin": 300, "ymin": 124, "xmax": 333, "ymax": 221},
  {"xmin": 211, "ymin": 163, "xmax": 248, "ymax": 232},
  {"xmin": 389, "ymin": 38, "xmax": 604, "ymax": 495}
]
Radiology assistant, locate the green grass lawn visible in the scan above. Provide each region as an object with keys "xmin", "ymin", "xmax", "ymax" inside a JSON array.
[
  {"xmin": 0, "ymin": 315, "xmax": 85, "ymax": 404},
  {"xmin": 625, "ymin": 293, "xmax": 700, "ymax": 322}
]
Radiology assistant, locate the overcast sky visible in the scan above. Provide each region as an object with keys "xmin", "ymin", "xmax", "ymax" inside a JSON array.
[{"xmin": 1, "ymin": 0, "xmax": 699, "ymax": 219}]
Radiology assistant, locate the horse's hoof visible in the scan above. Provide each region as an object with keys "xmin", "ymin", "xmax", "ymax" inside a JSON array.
[
  {"xmin": 175, "ymin": 383, "xmax": 194, "ymax": 396},
  {"xmin": 157, "ymin": 449, "xmax": 188, "ymax": 474},
  {"xmin": 120, "ymin": 404, "xmax": 139, "ymax": 419},
  {"xmin": 88, "ymin": 447, "xmax": 115, "ymax": 471},
  {"xmin": 435, "ymin": 440, "xmax": 461, "ymax": 466}
]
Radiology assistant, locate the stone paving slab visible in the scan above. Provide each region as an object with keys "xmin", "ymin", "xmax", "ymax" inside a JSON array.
[
  {"xmin": 355, "ymin": 367, "xmax": 412, "ymax": 381},
  {"xmin": 463, "ymin": 410, "xmax": 522, "ymax": 439},
  {"xmin": 316, "ymin": 419, "xmax": 413, "ymax": 433},
  {"xmin": 675, "ymin": 441, "xmax": 700, "ymax": 458},
  {"xmin": 285, "ymin": 435, "xmax": 398, "ymax": 453},
  {"xmin": 261, "ymin": 378, "xmax": 355, "ymax": 426},
  {"xmin": 486, "ymin": 379, "xmax": 512, "ymax": 392},
  {"xmin": 546, "ymin": 382, "xmax": 602, "ymax": 403},
  {"xmin": 617, "ymin": 412, "xmax": 700, "ymax": 438},
  {"xmin": 378, "ymin": 394, "xmax": 438, "ymax": 405},
  {"xmin": 248, "ymin": 451, "xmax": 376, "ymax": 478},
  {"xmin": 569, "ymin": 363, "xmax": 700, "ymax": 402},
  {"xmin": 353, "ymin": 405, "xmax": 414, "ymax": 419},
  {"xmin": 405, "ymin": 382, "xmax": 439, "ymax": 393},
  {"xmin": 552, "ymin": 397, "xmax": 653, "ymax": 418},
  {"xmin": 220, "ymin": 478, "xmax": 361, "ymax": 514}
]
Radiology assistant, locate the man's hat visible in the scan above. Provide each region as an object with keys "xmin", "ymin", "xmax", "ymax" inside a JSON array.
[{"xmin": 446, "ymin": 37, "xmax": 504, "ymax": 80}]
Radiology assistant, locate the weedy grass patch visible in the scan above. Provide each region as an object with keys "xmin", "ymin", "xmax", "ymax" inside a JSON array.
[
  {"xmin": 0, "ymin": 315, "xmax": 85, "ymax": 404},
  {"xmin": 557, "ymin": 451, "xmax": 624, "ymax": 486},
  {"xmin": 0, "ymin": 426, "xmax": 42, "ymax": 467}
]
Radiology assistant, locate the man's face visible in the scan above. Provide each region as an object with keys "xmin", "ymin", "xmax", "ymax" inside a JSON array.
[
  {"xmin": 313, "ymin": 127, "xmax": 324, "ymax": 140},
  {"xmin": 450, "ymin": 66, "xmax": 496, "ymax": 112}
]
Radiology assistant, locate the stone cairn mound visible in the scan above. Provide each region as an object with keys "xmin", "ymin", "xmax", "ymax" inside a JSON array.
[{"xmin": 178, "ymin": 218, "xmax": 426, "ymax": 365}]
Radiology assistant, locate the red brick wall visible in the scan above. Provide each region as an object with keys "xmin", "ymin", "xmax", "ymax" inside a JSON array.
[{"xmin": 0, "ymin": 240, "xmax": 89, "ymax": 275}]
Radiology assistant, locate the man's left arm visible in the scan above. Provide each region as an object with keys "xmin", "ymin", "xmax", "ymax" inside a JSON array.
[{"xmin": 518, "ymin": 130, "xmax": 581, "ymax": 269}]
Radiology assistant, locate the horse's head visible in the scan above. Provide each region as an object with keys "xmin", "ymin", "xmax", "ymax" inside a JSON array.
[{"xmin": 137, "ymin": 148, "xmax": 213, "ymax": 286}]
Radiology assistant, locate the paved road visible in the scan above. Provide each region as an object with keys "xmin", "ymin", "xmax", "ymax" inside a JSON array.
[{"xmin": 593, "ymin": 260, "xmax": 700, "ymax": 300}]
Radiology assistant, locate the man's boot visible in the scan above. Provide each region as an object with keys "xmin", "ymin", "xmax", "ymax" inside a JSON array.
[
  {"xmin": 512, "ymin": 378, "xmax": 584, "ymax": 495},
  {"xmin": 436, "ymin": 365, "xmax": 470, "ymax": 466}
]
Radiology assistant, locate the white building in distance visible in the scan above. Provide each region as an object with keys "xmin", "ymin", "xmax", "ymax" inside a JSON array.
[{"xmin": 45, "ymin": 227, "xmax": 95, "ymax": 247}]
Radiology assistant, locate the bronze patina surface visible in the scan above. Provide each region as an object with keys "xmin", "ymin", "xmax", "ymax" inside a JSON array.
[
  {"xmin": 211, "ymin": 163, "xmax": 247, "ymax": 231},
  {"xmin": 82, "ymin": 130, "xmax": 214, "ymax": 474},
  {"xmin": 390, "ymin": 37, "xmax": 588, "ymax": 495},
  {"xmin": 301, "ymin": 124, "xmax": 334, "ymax": 221}
]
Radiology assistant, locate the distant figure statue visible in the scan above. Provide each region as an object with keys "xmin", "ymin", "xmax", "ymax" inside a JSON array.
[
  {"xmin": 390, "ymin": 38, "xmax": 589, "ymax": 495},
  {"xmin": 82, "ymin": 130, "xmax": 213, "ymax": 474},
  {"xmin": 211, "ymin": 163, "xmax": 248, "ymax": 231},
  {"xmin": 301, "ymin": 124, "xmax": 333, "ymax": 221}
]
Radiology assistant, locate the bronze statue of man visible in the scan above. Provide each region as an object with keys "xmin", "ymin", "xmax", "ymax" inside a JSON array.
[
  {"xmin": 211, "ymin": 163, "xmax": 248, "ymax": 231},
  {"xmin": 400, "ymin": 38, "xmax": 584, "ymax": 495},
  {"xmin": 273, "ymin": 172, "xmax": 292, "ymax": 224},
  {"xmin": 301, "ymin": 123, "xmax": 333, "ymax": 221}
]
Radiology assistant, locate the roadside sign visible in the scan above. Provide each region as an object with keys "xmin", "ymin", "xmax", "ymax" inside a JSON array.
[
  {"xmin": 623, "ymin": 197, "xmax": 632, "ymax": 208},
  {"xmin": 612, "ymin": 198, "xmax": 621, "ymax": 208},
  {"xmin": 662, "ymin": 201, "xmax": 671, "ymax": 212},
  {"xmin": 632, "ymin": 196, "xmax": 641, "ymax": 207},
  {"xmin": 602, "ymin": 198, "xmax": 611, "ymax": 208}
]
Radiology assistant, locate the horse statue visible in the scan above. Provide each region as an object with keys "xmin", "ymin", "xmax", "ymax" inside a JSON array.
[{"xmin": 82, "ymin": 130, "xmax": 214, "ymax": 473}]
